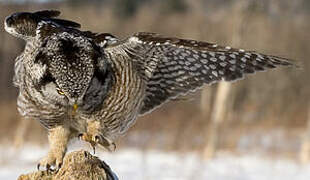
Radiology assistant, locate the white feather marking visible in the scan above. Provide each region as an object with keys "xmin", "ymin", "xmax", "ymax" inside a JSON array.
[{"xmin": 129, "ymin": 36, "xmax": 143, "ymax": 44}]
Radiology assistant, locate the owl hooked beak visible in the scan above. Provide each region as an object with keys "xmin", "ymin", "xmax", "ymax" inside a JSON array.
[
  {"xmin": 73, "ymin": 103, "xmax": 78, "ymax": 111},
  {"xmin": 69, "ymin": 103, "xmax": 78, "ymax": 116}
]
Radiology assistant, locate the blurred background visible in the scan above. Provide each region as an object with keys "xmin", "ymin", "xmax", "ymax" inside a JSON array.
[{"xmin": 0, "ymin": 0, "xmax": 309, "ymax": 179}]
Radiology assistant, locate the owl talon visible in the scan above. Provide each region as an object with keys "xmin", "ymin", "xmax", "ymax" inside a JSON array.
[
  {"xmin": 55, "ymin": 162, "xmax": 62, "ymax": 173},
  {"xmin": 78, "ymin": 132, "xmax": 97, "ymax": 153},
  {"xmin": 57, "ymin": 162, "xmax": 63, "ymax": 170},
  {"xmin": 37, "ymin": 162, "xmax": 55, "ymax": 174},
  {"xmin": 78, "ymin": 132, "xmax": 115, "ymax": 152},
  {"xmin": 38, "ymin": 148, "xmax": 65, "ymax": 173},
  {"xmin": 78, "ymin": 132, "xmax": 92, "ymax": 142},
  {"xmin": 37, "ymin": 163, "xmax": 50, "ymax": 171},
  {"xmin": 78, "ymin": 133, "xmax": 84, "ymax": 140},
  {"xmin": 92, "ymin": 145, "xmax": 96, "ymax": 154},
  {"xmin": 94, "ymin": 135, "xmax": 100, "ymax": 143},
  {"xmin": 37, "ymin": 163, "xmax": 40, "ymax": 171},
  {"xmin": 46, "ymin": 164, "xmax": 51, "ymax": 171}
]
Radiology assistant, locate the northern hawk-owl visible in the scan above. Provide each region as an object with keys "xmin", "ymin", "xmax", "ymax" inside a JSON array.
[{"xmin": 5, "ymin": 10, "xmax": 294, "ymax": 170}]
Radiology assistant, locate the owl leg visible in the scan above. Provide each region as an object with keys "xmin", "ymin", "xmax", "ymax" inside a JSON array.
[
  {"xmin": 78, "ymin": 132, "xmax": 97, "ymax": 153},
  {"xmin": 38, "ymin": 126, "xmax": 71, "ymax": 171},
  {"xmin": 78, "ymin": 121, "xmax": 116, "ymax": 153}
]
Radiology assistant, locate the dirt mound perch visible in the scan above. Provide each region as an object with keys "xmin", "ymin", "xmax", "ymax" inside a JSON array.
[{"xmin": 18, "ymin": 150, "xmax": 118, "ymax": 180}]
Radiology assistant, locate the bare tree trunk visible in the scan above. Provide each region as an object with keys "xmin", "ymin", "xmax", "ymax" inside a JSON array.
[
  {"xmin": 200, "ymin": 88, "xmax": 212, "ymax": 119},
  {"xmin": 202, "ymin": 82, "xmax": 231, "ymax": 159},
  {"xmin": 202, "ymin": 0, "xmax": 248, "ymax": 159},
  {"xmin": 299, "ymin": 104, "xmax": 310, "ymax": 164}
]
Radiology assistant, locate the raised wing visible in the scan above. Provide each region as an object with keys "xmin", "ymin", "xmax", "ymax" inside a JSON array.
[
  {"xmin": 105, "ymin": 32, "xmax": 295, "ymax": 115},
  {"xmin": 35, "ymin": 19, "xmax": 117, "ymax": 48},
  {"xmin": 35, "ymin": 14, "xmax": 81, "ymax": 40},
  {"xmin": 33, "ymin": 10, "xmax": 61, "ymax": 18},
  {"xmin": 34, "ymin": 10, "xmax": 81, "ymax": 28}
]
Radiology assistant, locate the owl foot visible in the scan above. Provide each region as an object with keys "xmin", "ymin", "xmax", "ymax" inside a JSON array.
[
  {"xmin": 37, "ymin": 126, "xmax": 69, "ymax": 172},
  {"xmin": 37, "ymin": 150, "xmax": 63, "ymax": 172},
  {"xmin": 78, "ymin": 133, "xmax": 116, "ymax": 153},
  {"xmin": 78, "ymin": 132, "xmax": 96, "ymax": 153}
]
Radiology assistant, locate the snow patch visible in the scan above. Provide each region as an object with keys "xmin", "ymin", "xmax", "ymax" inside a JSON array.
[{"xmin": 1, "ymin": 144, "xmax": 310, "ymax": 180}]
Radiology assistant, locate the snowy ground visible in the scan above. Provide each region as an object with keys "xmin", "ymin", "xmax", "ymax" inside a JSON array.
[{"xmin": 1, "ymin": 142, "xmax": 310, "ymax": 180}]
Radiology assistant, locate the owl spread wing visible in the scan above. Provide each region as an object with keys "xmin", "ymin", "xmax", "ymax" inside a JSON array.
[
  {"xmin": 35, "ymin": 17, "xmax": 117, "ymax": 48},
  {"xmin": 35, "ymin": 10, "xmax": 81, "ymax": 28},
  {"xmin": 105, "ymin": 32, "xmax": 294, "ymax": 115},
  {"xmin": 32, "ymin": 10, "xmax": 82, "ymax": 41},
  {"xmin": 33, "ymin": 10, "xmax": 61, "ymax": 18}
]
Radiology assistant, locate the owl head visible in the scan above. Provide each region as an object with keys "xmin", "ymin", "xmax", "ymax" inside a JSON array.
[
  {"xmin": 6, "ymin": 10, "xmax": 113, "ymax": 113},
  {"xmin": 4, "ymin": 10, "xmax": 80, "ymax": 40},
  {"xmin": 30, "ymin": 30, "xmax": 113, "ymax": 113}
]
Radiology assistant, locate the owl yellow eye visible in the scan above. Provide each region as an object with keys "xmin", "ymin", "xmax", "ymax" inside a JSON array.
[{"xmin": 57, "ymin": 89, "xmax": 65, "ymax": 95}]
